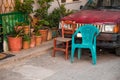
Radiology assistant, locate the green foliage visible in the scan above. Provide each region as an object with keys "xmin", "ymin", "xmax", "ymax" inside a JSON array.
[
  {"xmin": 33, "ymin": 19, "xmax": 49, "ymax": 36},
  {"xmin": 14, "ymin": 0, "xmax": 21, "ymax": 11},
  {"xmin": 35, "ymin": 19, "xmax": 49, "ymax": 29},
  {"xmin": 47, "ymin": 4, "xmax": 74, "ymax": 28},
  {"xmin": 47, "ymin": 8, "xmax": 61, "ymax": 28},
  {"xmin": 59, "ymin": 4, "xmax": 74, "ymax": 17},
  {"xmin": 38, "ymin": 19, "xmax": 49, "ymax": 26},
  {"xmin": 23, "ymin": 34, "xmax": 30, "ymax": 42},
  {"xmin": 14, "ymin": 0, "xmax": 34, "ymax": 14},
  {"xmin": 15, "ymin": 22, "xmax": 23, "ymax": 26},
  {"xmin": 35, "ymin": 0, "xmax": 54, "ymax": 19},
  {"xmin": 15, "ymin": 22, "xmax": 29, "ymax": 26},
  {"xmin": 9, "ymin": 27, "xmax": 23, "ymax": 38},
  {"xmin": 35, "ymin": 0, "xmax": 73, "ymax": 28},
  {"xmin": 34, "ymin": 26, "xmax": 41, "ymax": 36},
  {"xmin": 9, "ymin": 22, "xmax": 30, "ymax": 38}
]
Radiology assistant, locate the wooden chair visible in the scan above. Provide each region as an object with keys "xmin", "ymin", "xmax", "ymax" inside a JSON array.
[{"xmin": 52, "ymin": 20, "xmax": 76, "ymax": 60}]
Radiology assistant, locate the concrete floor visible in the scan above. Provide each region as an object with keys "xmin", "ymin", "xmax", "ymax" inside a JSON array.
[{"xmin": 0, "ymin": 48, "xmax": 120, "ymax": 80}]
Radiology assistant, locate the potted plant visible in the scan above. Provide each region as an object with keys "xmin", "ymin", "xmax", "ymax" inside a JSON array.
[
  {"xmin": 36, "ymin": 19, "xmax": 49, "ymax": 42},
  {"xmin": 34, "ymin": 25, "xmax": 42, "ymax": 46},
  {"xmin": 22, "ymin": 22, "xmax": 30, "ymax": 35},
  {"xmin": 34, "ymin": 0, "xmax": 54, "ymax": 41},
  {"xmin": 14, "ymin": 0, "xmax": 34, "ymax": 32},
  {"xmin": 15, "ymin": 22, "xmax": 30, "ymax": 35},
  {"xmin": 15, "ymin": 22, "xmax": 23, "ymax": 31},
  {"xmin": 48, "ymin": 4, "xmax": 73, "ymax": 28},
  {"xmin": 7, "ymin": 26, "xmax": 23, "ymax": 52},
  {"xmin": 47, "ymin": 4, "xmax": 74, "ymax": 38},
  {"xmin": 22, "ymin": 34, "xmax": 30, "ymax": 49},
  {"xmin": 30, "ymin": 34, "xmax": 35, "ymax": 48}
]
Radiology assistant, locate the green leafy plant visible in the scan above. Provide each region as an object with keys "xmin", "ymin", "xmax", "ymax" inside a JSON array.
[
  {"xmin": 47, "ymin": 4, "xmax": 74, "ymax": 28},
  {"xmin": 14, "ymin": 0, "xmax": 34, "ymax": 14},
  {"xmin": 59, "ymin": 4, "xmax": 74, "ymax": 17},
  {"xmin": 15, "ymin": 22, "xmax": 29, "ymax": 31},
  {"xmin": 15, "ymin": 22, "xmax": 28, "ymax": 26},
  {"xmin": 15, "ymin": 22, "xmax": 23, "ymax": 26},
  {"xmin": 9, "ymin": 22, "xmax": 29, "ymax": 38},
  {"xmin": 33, "ymin": 19, "xmax": 49, "ymax": 36},
  {"xmin": 36, "ymin": 19, "xmax": 49, "ymax": 29},
  {"xmin": 35, "ymin": 0, "xmax": 54, "ymax": 19},
  {"xmin": 34, "ymin": 25, "xmax": 41, "ymax": 36},
  {"xmin": 23, "ymin": 34, "xmax": 30, "ymax": 42},
  {"xmin": 9, "ymin": 26, "xmax": 23, "ymax": 38},
  {"xmin": 47, "ymin": 8, "xmax": 61, "ymax": 28}
]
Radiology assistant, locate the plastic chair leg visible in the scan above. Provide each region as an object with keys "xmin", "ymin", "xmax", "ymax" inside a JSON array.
[
  {"xmin": 78, "ymin": 48, "xmax": 81, "ymax": 59},
  {"xmin": 71, "ymin": 47, "xmax": 75, "ymax": 63},
  {"xmin": 90, "ymin": 47, "xmax": 97, "ymax": 65}
]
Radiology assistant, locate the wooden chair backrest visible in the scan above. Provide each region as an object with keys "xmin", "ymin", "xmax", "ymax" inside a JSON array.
[{"xmin": 61, "ymin": 20, "xmax": 76, "ymax": 38}]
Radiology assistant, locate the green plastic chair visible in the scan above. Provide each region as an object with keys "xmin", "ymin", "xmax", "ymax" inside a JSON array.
[{"xmin": 71, "ymin": 24, "xmax": 99, "ymax": 65}]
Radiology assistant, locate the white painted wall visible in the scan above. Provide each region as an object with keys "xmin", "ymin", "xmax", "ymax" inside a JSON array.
[
  {"xmin": 48, "ymin": 0, "xmax": 88, "ymax": 13},
  {"xmin": 33, "ymin": 0, "xmax": 88, "ymax": 13}
]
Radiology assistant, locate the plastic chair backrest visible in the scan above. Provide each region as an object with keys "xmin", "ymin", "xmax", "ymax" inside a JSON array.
[{"xmin": 73, "ymin": 24, "xmax": 99, "ymax": 45}]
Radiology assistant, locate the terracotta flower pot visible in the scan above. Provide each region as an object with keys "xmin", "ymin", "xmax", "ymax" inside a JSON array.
[
  {"xmin": 35, "ymin": 36, "xmax": 42, "ymax": 46},
  {"xmin": 39, "ymin": 29, "xmax": 48, "ymax": 42},
  {"xmin": 30, "ymin": 35, "xmax": 35, "ymax": 48},
  {"xmin": 23, "ymin": 41, "xmax": 30, "ymax": 49},
  {"xmin": 7, "ymin": 36, "xmax": 22, "ymax": 52},
  {"xmin": 24, "ymin": 26, "xmax": 30, "ymax": 34}
]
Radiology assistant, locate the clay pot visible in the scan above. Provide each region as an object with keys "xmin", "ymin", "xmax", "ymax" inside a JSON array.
[
  {"xmin": 23, "ymin": 41, "xmax": 30, "ymax": 49},
  {"xmin": 7, "ymin": 36, "xmax": 22, "ymax": 52},
  {"xmin": 39, "ymin": 29, "xmax": 48, "ymax": 42},
  {"xmin": 35, "ymin": 36, "xmax": 42, "ymax": 46},
  {"xmin": 24, "ymin": 26, "xmax": 30, "ymax": 34},
  {"xmin": 30, "ymin": 35, "xmax": 35, "ymax": 48}
]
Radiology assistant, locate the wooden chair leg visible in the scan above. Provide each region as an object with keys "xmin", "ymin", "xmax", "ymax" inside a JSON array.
[
  {"xmin": 52, "ymin": 39, "xmax": 56, "ymax": 57},
  {"xmin": 65, "ymin": 41, "xmax": 69, "ymax": 60}
]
